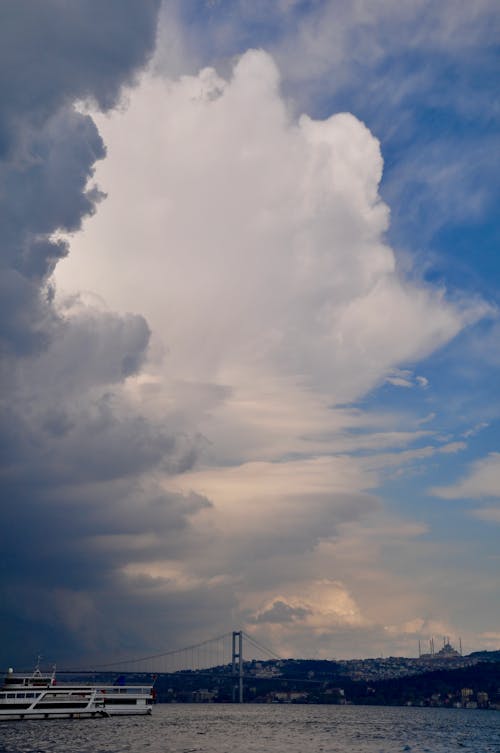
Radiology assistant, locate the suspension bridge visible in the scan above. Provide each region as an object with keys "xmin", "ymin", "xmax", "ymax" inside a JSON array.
[{"xmin": 59, "ymin": 631, "xmax": 282, "ymax": 703}]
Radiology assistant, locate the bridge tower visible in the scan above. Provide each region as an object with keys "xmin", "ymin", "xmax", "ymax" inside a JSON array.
[{"xmin": 231, "ymin": 630, "xmax": 243, "ymax": 702}]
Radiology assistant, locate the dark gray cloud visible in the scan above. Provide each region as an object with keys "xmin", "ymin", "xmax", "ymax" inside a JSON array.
[
  {"xmin": 0, "ymin": 0, "xmax": 160, "ymax": 355},
  {"xmin": 0, "ymin": 0, "xmax": 215, "ymax": 668},
  {"xmin": 0, "ymin": 0, "xmax": 161, "ymax": 153},
  {"xmin": 0, "ymin": 309, "xmax": 209, "ymax": 664},
  {"xmin": 0, "ymin": 104, "xmax": 103, "ymax": 355}
]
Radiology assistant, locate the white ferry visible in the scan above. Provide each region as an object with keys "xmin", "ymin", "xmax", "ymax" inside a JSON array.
[{"xmin": 0, "ymin": 665, "xmax": 155, "ymax": 720}]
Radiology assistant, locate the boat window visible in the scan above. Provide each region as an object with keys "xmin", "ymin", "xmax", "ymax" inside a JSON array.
[
  {"xmin": 7, "ymin": 693, "xmax": 15, "ymax": 698},
  {"xmin": 26, "ymin": 692, "xmax": 35, "ymax": 698},
  {"xmin": 16, "ymin": 693, "xmax": 25, "ymax": 698}
]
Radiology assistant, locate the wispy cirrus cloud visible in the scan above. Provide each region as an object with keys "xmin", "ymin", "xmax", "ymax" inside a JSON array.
[{"xmin": 431, "ymin": 453, "xmax": 500, "ymax": 503}]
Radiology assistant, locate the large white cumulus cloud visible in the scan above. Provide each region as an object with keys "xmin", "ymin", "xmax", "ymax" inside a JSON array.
[{"xmin": 60, "ymin": 50, "xmax": 477, "ymax": 405}]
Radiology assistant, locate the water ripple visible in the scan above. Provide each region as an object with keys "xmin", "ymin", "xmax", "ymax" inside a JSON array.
[{"xmin": 0, "ymin": 704, "xmax": 499, "ymax": 753}]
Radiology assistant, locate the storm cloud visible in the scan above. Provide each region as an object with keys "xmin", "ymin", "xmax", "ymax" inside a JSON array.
[
  {"xmin": 0, "ymin": 0, "xmax": 209, "ymax": 666},
  {"xmin": 0, "ymin": 0, "xmax": 161, "ymax": 353}
]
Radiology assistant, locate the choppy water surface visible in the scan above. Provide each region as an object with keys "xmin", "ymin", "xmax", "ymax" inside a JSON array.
[{"xmin": 0, "ymin": 704, "xmax": 499, "ymax": 753}]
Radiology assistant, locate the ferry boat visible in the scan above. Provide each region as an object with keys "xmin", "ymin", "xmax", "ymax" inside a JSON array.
[{"xmin": 0, "ymin": 665, "xmax": 155, "ymax": 720}]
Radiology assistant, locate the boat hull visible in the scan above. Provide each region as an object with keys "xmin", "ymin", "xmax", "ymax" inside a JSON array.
[{"xmin": 0, "ymin": 709, "xmax": 109, "ymax": 721}]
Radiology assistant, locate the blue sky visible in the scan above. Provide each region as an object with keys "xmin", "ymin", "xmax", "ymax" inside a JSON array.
[{"xmin": 1, "ymin": 0, "xmax": 499, "ymax": 667}]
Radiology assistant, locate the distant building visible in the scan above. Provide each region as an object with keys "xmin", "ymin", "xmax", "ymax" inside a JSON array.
[
  {"xmin": 192, "ymin": 688, "xmax": 216, "ymax": 702},
  {"xmin": 461, "ymin": 688, "xmax": 474, "ymax": 702},
  {"xmin": 477, "ymin": 692, "xmax": 489, "ymax": 708},
  {"xmin": 271, "ymin": 691, "xmax": 308, "ymax": 703},
  {"xmin": 419, "ymin": 637, "xmax": 462, "ymax": 660},
  {"xmin": 436, "ymin": 641, "xmax": 461, "ymax": 658}
]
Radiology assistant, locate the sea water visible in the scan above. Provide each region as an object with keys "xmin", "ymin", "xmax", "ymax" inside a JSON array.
[{"xmin": 0, "ymin": 703, "xmax": 499, "ymax": 753}]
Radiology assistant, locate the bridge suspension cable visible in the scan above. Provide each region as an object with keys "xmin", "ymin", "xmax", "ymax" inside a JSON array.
[
  {"xmin": 61, "ymin": 630, "xmax": 281, "ymax": 675},
  {"xmin": 242, "ymin": 631, "xmax": 282, "ymax": 661}
]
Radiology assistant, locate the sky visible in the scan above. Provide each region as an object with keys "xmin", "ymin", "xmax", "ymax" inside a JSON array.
[{"xmin": 1, "ymin": 0, "xmax": 499, "ymax": 668}]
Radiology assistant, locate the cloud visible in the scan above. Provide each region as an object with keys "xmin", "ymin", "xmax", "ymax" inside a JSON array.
[
  {"xmin": 385, "ymin": 370, "xmax": 429, "ymax": 389},
  {"xmin": 0, "ymin": 108, "xmax": 106, "ymax": 354},
  {"xmin": 58, "ymin": 50, "xmax": 483, "ymax": 405},
  {"xmin": 431, "ymin": 453, "xmax": 500, "ymax": 500},
  {"xmin": 471, "ymin": 508, "xmax": 500, "ymax": 523},
  {"xmin": 385, "ymin": 372, "xmax": 415, "ymax": 388},
  {"xmin": 430, "ymin": 453, "xmax": 500, "ymax": 526},
  {"xmin": 244, "ymin": 580, "xmax": 369, "ymax": 658},
  {"xmin": 254, "ymin": 581, "xmax": 365, "ymax": 630},
  {"xmin": 49, "ymin": 47, "xmax": 494, "ymax": 660},
  {"xmin": 0, "ymin": 0, "xmax": 161, "ymax": 140},
  {"xmin": 254, "ymin": 600, "xmax": 312, "ymax": 624},
  {"xmin": 461, "ymin": 422, "xmax": 488, "ymax": 439}
]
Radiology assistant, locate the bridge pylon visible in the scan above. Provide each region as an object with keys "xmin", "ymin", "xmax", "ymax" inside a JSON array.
[{"xmin": 231, "ymin": 630, "xmax": 243, "ymax": 703}]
